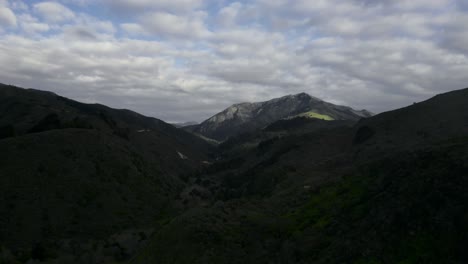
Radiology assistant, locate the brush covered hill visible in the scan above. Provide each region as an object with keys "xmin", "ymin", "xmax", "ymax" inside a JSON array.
[
  {"xmin": 0, "ymin": 84, "xmax": 214, "ymax": 263},
  {"xmin": 133, "ymin": 87, "xmax": 468, "ymax": 264},
  {"xmin": 352, "ymin": 88, "xmax": 468, "ymax": 156},
  {"xmin": 218, "ymin": 117, "xmax": 356, "ymax": 158},
  {"xmin": 184, "ymin": 93, "xmax": 372, "ymax": 141}
]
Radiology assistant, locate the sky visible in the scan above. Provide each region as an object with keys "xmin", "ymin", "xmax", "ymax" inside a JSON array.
[{"xmin": 0, "ymin": 0, "xmax": 467, "ymax": 122}]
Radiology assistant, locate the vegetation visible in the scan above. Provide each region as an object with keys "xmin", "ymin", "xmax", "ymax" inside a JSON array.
[
  {"xmin": 0, "ymin": 84, "xmax": 214, "ymax": 263},
  {"xmin": 2, "ymin": 83, "xmax": 468, "ymax": 263},
  {"xmin": 291, "ymin": 111, "xmax": 334, "ymax": 120}
]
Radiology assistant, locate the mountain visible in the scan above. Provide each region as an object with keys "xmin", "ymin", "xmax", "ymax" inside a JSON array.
[
  {"xmin": 171, "ymin": 121, "xmax": 199, "ymax": 128},
  {"xmin": 218, "ymin": 117, "xmax": 356, "ymax": 158},
  {"xmin": 0, "ymin": 83, "xmax": 215, "ymax": 263},
  {"xmin": 184, "ymin": 93, "xmax": 372, "ymax": 141},
  {"xmin": 3, "ymin": 82, "xmax": 468, "ymax": 264},
  {"xmin": 131, "ymin": 87, "xmax": 468, "ymax": 264},
  {"xmin": 352, "ymin": 88, "xmax": 468, "ymax": 153}
]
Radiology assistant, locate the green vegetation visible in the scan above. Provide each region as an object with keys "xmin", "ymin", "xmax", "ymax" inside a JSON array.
[
  {"xmin": 294, "ymin": 111, "xmax": 334, "ymax": 120},
  {"xmin": 132, "ymin": 135, "xmax": 468, "ymax": 263},
  {"xmin": 284, "ymin": 173, "xmax": 370, "ymax": 235}
]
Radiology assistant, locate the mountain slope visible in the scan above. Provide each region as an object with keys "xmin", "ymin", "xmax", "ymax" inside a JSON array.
[
  {"xmin": 0, "ymin": 84, "xmax": 214, "ymax": 263},
  {"xmin": 185, "ymin": 93, "xmax": 371, "ymax": 141},
  {"xmin": 352, "ymin": 88, "xmax": 468, "ymax": 149},
  {"xmin": 171, "ymin": 121, "xmax": 198, "ymax": 128},
  {"xmin": 132, "ymin": 87, "xmax": 468, "ymax": 264}
]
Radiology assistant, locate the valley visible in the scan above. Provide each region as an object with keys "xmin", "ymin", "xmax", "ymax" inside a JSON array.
[{"xmin": 1, "ymin": 83, "xmax": 468, "ymax": 263}]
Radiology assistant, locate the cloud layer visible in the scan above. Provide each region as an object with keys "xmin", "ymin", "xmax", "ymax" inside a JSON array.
[{"xmin": 0, "ymin": 0, "xmax": 467, "ymax": 122}]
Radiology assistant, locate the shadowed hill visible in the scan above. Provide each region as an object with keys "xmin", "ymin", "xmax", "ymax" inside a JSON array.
[
  {"xmin": 352, "ymin": 87, "xmax": 468, "ymax": 158},
  {"xmin": 0, "ymin": 84, "xmax": 213, "ymax": 157},
  {"xmin": 218, "ymin": 117, "xmax": 356, "ymax": 158},
  {"xmin": 132, "ymin": 87, "xmax": 468, "ymax": 264},
  {"xmin": 0, "ymin": 83, "xmax": 215, "ymax": 263}
]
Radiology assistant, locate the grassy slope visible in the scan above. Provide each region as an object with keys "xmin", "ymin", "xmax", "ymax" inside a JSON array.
[{"xmin": 292, "ymin": 111, "xmax": 334, "ymax": 121}]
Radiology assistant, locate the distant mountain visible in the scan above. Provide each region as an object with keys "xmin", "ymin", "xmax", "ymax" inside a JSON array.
[
  {"xmin": 171, "ymin": 121, "xmax": 199, "ymax": 128},
  {"xmin": 0, "ymin": 83, "xmax": 214, "ymax": 263},
  {"xmin": 184, "ymin": 93, "xmax": 372, "ymax": 141}
]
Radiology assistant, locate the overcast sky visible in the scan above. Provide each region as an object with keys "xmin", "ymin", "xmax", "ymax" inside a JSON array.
[{"xmin": 0, "ymin": 0, "xmax": 467, "ymax": 122}]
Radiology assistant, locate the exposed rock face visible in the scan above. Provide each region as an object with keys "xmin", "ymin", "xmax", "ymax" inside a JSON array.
[{"xmin": 186, "ymin": 93, "xmax": 371, "ymax": 141}]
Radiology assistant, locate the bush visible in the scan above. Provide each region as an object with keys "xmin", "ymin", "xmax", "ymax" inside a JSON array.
[{"xmin": 0, "ymin": 125, "xmax": 15, "ymax": 139}]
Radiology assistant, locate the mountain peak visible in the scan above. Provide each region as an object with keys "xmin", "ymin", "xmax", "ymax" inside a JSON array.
[
  {"xmin": 280, "ymin": 92, "xmax": 323, "ymax": 103},
  {"xmin": 186, "ymin": 93, "xmax": 369, "ymax": 141},
  {"xmin": 294, "ymin": 92, "xmax": 311, "ymax": 98}
]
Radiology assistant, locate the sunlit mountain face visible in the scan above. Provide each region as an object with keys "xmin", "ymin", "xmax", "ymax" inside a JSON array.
[{"xmin": 185, "ymin": 92, "xmax": 372, "ymax": 141}]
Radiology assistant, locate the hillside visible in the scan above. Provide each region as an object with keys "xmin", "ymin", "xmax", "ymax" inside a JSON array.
[
  {"xmin": 132, "ymin": 87, "xmax": 468, "ymax": 263},
  {"xmin": 184, "ymin": 93, "xmax": 371, "ymax": 141},
  {"xmin": 2, "ymin": 84, "xmax": 468, "ymax": 264},
  {"xmin": 0, "ymin": 84, "xmax": 214, "ymax": 263},
  {"xmin": 352, "ymin": 88, "xmax": 468, "ymax": 156}
]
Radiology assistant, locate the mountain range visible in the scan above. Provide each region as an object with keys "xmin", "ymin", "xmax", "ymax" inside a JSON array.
[{"xmin": 1, "ymin": 83, "xmax": 468, "ymax": 264}]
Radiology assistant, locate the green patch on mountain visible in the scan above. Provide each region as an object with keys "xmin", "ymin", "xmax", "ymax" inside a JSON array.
[{"xmin": 294, "ymin": 111, "xmax": 334, "ymax": 120}]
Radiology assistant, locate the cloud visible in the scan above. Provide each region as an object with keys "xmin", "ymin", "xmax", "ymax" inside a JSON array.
[
  {"xmin": 34, "ymin": 2, "xmax": 75, "ymax": 23},
  {"xmin": 139, "ymin": 11, "xmax": 211, "ymax": 39},
  {"xmin": 105, "ymin": 0, "xmax": 204, "ymax": 13},
  {"xmin": 216, "ymin": 2, "xmax": 243, "ymax": 28},
  {"xmin": 394, "ymin": 0, "xmax": 452, "ymax": 10},
  {"xmin": 0, "ymin": 7, "xmax": 17, "ymax": 27},
  {"xmin": 120, "ymin": 23, "xmax": 146, "ymax": 36},
  {"xmin": 9, "ymin": 1, "xmax": 29, "ymax": 11},
  {"xmin": 0, "ymin": 0, "xmax": 466, "ymax": 122}
]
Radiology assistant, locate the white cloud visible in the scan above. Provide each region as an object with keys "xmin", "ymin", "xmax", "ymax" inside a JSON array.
[
  {"xmin": 0, "ymin": 7, "xmax": 17, "ymax": 27},
  {"xmin": 105, "ymin": 0, "xmax": 204, "ymax": 13},
  {"xmin": 10, "ymin": 1, "xmax": 29, "ymax": 11},
  {"xmin": 34, "ymin": 2, "xmax": 75, "ymax": 23},
  {"xmin": 120, "ymin": 23, "xmax": 146, "ymax": 36},
  {"xmin": 328, "ymin": 18, "xmax": 362, "ymax": 35},
  {"xmin": 61, "ymin": 0, "xmax": 94, "ymax": 6},
  {"xmin": 19, "ymin": 14, "xmax": 50, "ymax": 34},
  {"xmin": 217, "ymin": 2, "xmax": 243, "ymax": 28},
  {"xmin": 394, "ymin": 0, "xmax": 452, "ymax": 10},
  {"xmin": 139, "ymin": 11, "xmax": 211, "ymax": 39}
]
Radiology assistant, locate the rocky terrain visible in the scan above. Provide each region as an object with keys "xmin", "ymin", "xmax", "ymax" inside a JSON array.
[{"xmin": 184, "ymin": 93, "xmax": 372, "ymax": 141}]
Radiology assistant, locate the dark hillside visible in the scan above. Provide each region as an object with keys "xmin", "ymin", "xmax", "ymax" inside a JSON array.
[
  {"xmin": 0, "ymin": 84, "xmax": 214, "ymax": 263},
  {"xmin": 133, "ymin": 87, "xmax": 468, "ymax": 264},
  {"xmin": 352, "ymin": 87, "xmax": 468, "ymax": 159}
]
